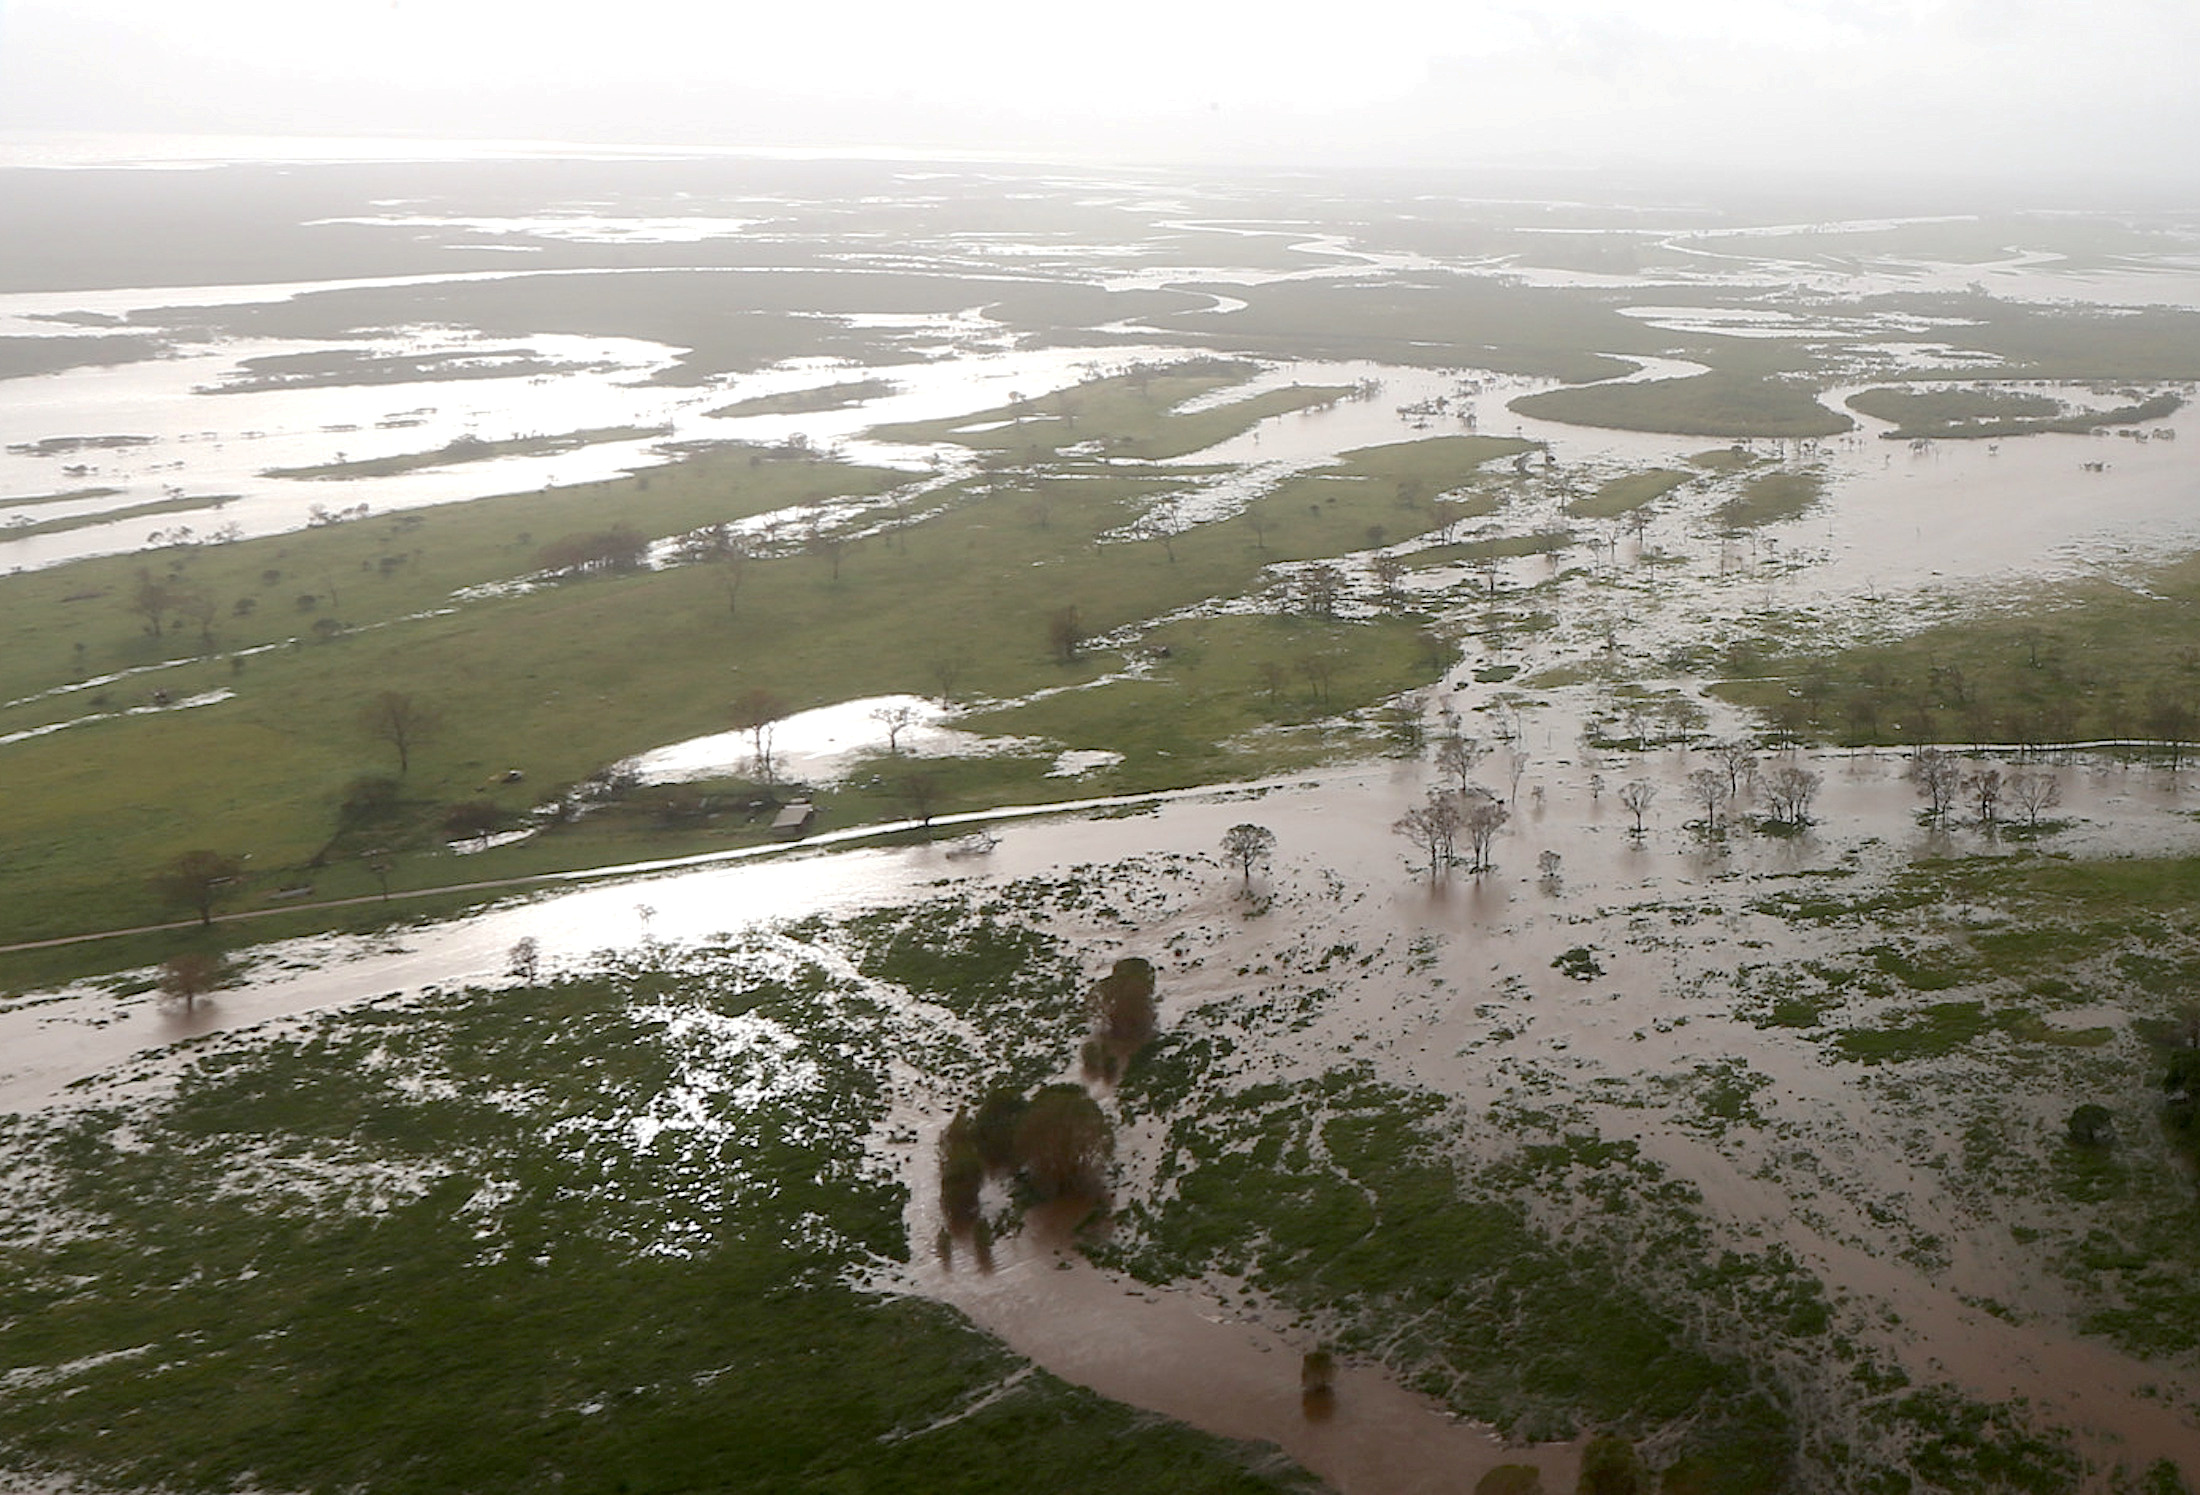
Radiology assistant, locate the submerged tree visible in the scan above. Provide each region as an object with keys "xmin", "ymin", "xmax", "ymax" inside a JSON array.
[
  {"xmin": 1220, "ymin": 822, "xmax": 1277, "ymax": 893},
  {"xmin": 1460, "ymin": 788, "xmax": 1509, "ymax": 872},
  {"xmin": 1966, "ymin": 767, "xmax": 2003, "ymax": 826},
  {"xmin": 1618, "ymin": 778, "xmax": 1657, "ymax": 837},
  {"xmin": 157, "ymin": 951, "xmax": 226, "ymax": 1010},
  {"xmin": 1908, "ymin": 748, "xmax": 1961, "ymax": 823},
  {"xmin": 1762, "ymin": 764, "xmax": 1823, "ymax": 826},
  {"xmin": 1434, "ymin": 733, "xmax": 1488, "ymax": 796},
  {"xmin": 937, "ymin": 1110, "xmax": 985, "ymax": 1233},
  {"xmin": 1394, "ymin": 790, "xmax": 1464, "ymax": 881},
  {"xmin": 1012, "ymin": 1084, "xmax": 1113, "ymax": 1202},
  {"xmin": 1089, "ymin": 958, "xmax": 1158, "ymax": 1048},
  {"xmin": 1686, "ymin": 767, "xmax": 1732, "ymax": 832},
  {"xmin": 2009, "ymin": 770, "xmax": 2062, "ymax": 828}
]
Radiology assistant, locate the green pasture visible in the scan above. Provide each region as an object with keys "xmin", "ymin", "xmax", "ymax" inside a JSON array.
[{"xmin": 0, "ymin": 372, "xmax": 1532, "ymax": 946}]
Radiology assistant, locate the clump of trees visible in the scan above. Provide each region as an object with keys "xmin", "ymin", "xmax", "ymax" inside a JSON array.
[
  {"xmin": 936, "ymin": 1081, "xmax": 1116, "ymax": 1239},
  {"xmin": 1394, "ymin": 787, "xmax": 1509, "ymax": 878},
  {"xmin": 1761, "ymin": 764, "xmax": 1823, "ymax": 827},
  {"xmin": 537, "ymin": 524, "xmax": 649, "ymax": 577}
]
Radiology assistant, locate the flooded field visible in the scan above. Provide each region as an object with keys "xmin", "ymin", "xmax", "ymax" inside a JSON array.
[{"xmin": 5, "ymin": 149, "xmax": 2200, "ymax": 1492}]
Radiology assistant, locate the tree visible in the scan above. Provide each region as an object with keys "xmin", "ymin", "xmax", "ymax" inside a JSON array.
[
  {"xmin": 1220, "ymin": 823, "xmax": 1277, "ymax": 893},
  {"xmin": 929, "ymin": 649, "xmax": 968, "ymax": 706},
  {"xmin": 2067, "ymin": 1103, "xmax": 2115, "ymax": 1149},
  {"xmin": 359, "ymin": 690, "xmax": 441, "ymax": 775},
  {"xmin": 679, "ymin": 523, "xmax": 751, "ymax": 616},
  {"xmin": 1715, "ymin": 739, "xmax": 1757, "ymax": 799},
  {"xmin": 158, "ymin": 951, "xmax": 226, "ymax": 1009},
  {"xmin": 313, "ymin": 773, "xmax": 402, "ymax": 867},
  {"xmin": 1295, "ymin": 563, "xmax": 1344, "ymax": 619},
  {"xmin": 1577, "ymin": 1433, "xmax": 1648, "ymax": 1495},
  {"xmin": 898, "ymin": 770, "xmax": 942, "ymax": 827},
  {"xmin": 1762, "ymin": 764, "xmax": 1823, "ymax": 826},
  {"xmin": 871, "ymin": 701, "xmax": 921, "ymax": 755},
  {"xmin": 1298, "ymin": 653, "xmax": 1336, "ymax": 707},
  {"xmin": 1908, "ymin": 747, "xmax": 1961, "ymax": 823},
  {"xmin": 361, "ymin": 848, "xmax": 394, "ymax": 900},
  {"xmin": 172, "ymin": 587, "xmax": 219, "ymax": 652},
  {"xmin": 804, "ymin": 520, "xmax": 852, "ymax": 581},
  {"xmin": 1618, "ymin": 779, "xmax": 1657, "ymax": 837},
  {"xmin": 937, "ymin": 1111, "xmax": 984, "ymax": 1233},
  {"xmin": 2148, "ymin": 687, "xmax": 2195, "ymax": 769},
  {"xmin": 1966, "ymin": 767, "xmax": 2003, "ymax": 825},
  {"xmin": 1087, "ymin": 957, "xmax": 1158, "ymax": 1048},
  {"xmin": 1012, "ymin": 1083, "xmax": 1113, "ymax": 1201},
  {"xmin": 972, "ymin": 1088, "xmax": 1029, "ymax": 1176},
  {"xmin": 1460, "ymin": 788, "xmax": 1509, "ymax": 872},
  {"xmin": 730, "ymin": 688, "xmax": 787, "ymax": 783},
  {"xmin": 1394, "ymin": 790, "xmax": 1464, "ymax": 881},
  {"xmin": 152, "ymin": 849, "xmax": 243, "ymax": 926},
  {"xmin": 1434, "ymin": 734, "xmax": 1488, "ymax": 795},
  {"xmin": 2009, "ymin": 770, "xmax": 2062, "ymax": 828},
  {"xmin": 126, "ymin": 567, "xmax": 178, "ymax": 638},
  {"xmin": 1370, "ymin": 551, "xmax": 1408, "ymax": 605},
  {"xmin": 507, "ymin": 936, "xmax": 541, "ymax": 983},
  {"xmin": 1047, "ymin": 605, "xmax": 1085, "ymax": 664},
  {"xmin": 1686, "ymin": 767, "xmax": 1731, "ymax": 832}
]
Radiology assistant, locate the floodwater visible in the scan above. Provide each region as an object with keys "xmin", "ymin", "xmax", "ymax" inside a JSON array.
[{"xmin": 9, "ymin": 728, "xmax": 2200, "ymax": 1478}]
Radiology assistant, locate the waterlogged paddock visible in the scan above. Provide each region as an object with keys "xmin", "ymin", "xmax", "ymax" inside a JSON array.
[{"xmin": 7, "ymin": 721, "xmax": 2200, "ymax": 1486}]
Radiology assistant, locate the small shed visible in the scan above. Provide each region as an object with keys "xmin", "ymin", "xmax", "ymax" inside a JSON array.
[{"xmin": 771, "ymin": 801, "xmax": 817, "ymax": 839}]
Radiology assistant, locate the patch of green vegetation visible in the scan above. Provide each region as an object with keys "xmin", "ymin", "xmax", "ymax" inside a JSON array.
[
  {"xmin": 0, "ymin": 945, "xmax": 1310, "ymax": 1493},
  {"xmin": 1, "ymin": 492, "xmax": 235, "ymax": 541},
  {"xmin": 869, "ymin": 363, "xmax": 1355, "ymax": 461},
  {"xmin": 1, "ymin": 485, "xmax": 123, "ymax": 510},
  {"xmin": 1844, "ymin": 385, "xmax": 2060, "ymax": 438},
  {"xmin": 1717, "ymin": 468, "xmax": 1824, "ymax": 529},
  {"xmin": 1410, "ymin": 530, "xmax": 1573, "ymax": 570},
  {"xmin": 1861, "ymin": 1391, "xmax": 2084, "ymax": 1492},
  {"xmin": 1832, "ymin": 1000, "xmax": 1997, "ymax": 1062},
  {"xmin": 953, "ymin": 615, "xmax": 1448, "ymax": 788},
  {"xmin": 1553, "ymin": 945, "xmax": 1604, "ymax": 981},
  {"xmin": 1717, "ymin": 528, "xmax": 2200, "ymax": 752},
  {"xmin": 1566, "ymin": 468, "xmax": 1689, "ymax": 520},
  {"xmin": 1863, "ymin": 385, "xmax": 2180, "ymax": 440},
  {"xmin": 264, "ymin": 424, "xmax": 669, "ymax": 480},
  {"xmin": 1689, "ymin": 447, "xmax": 1758, "ymax": 473},
  {"xmin": 707, "ymin": 378, "xmax": 896, "ymax": 419},
  {"xmin": 1510, "ymin": 373, "xmax": 1851, "ymax": 440},
  {"xmin": 1153, "ymin": 277, "xmax": 1645, "ymax": 381}
]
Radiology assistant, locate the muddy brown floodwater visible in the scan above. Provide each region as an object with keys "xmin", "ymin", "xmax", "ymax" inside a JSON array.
[
  {"xmin": 7, "ymin": 740, "xmax": 2200, "ymax": 1480},
  {"xmin": 910, "ymin": 1206, "xmax": 1581, "ymax": 1495}
]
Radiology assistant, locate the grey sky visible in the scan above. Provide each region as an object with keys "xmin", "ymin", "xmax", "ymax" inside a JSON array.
[{"xmin": 3, "ymin": 0, "xmax": 2195, "ymax": 184}]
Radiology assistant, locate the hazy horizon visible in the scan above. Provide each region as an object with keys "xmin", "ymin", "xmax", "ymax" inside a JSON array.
[{"xmin": 4, "ymin": 0, "xmax": 2196, "ymax": 198}]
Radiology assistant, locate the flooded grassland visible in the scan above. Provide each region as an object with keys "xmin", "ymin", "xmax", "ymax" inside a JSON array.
[{"xmin": 5, "ymin": 155, "xmax": 2200, "ymax": 1492}]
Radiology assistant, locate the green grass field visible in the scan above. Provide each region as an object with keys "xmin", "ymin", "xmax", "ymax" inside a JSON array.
[{"xmin": 0, "ymin": 370, "xmax": 1532, "ymax": 954}]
